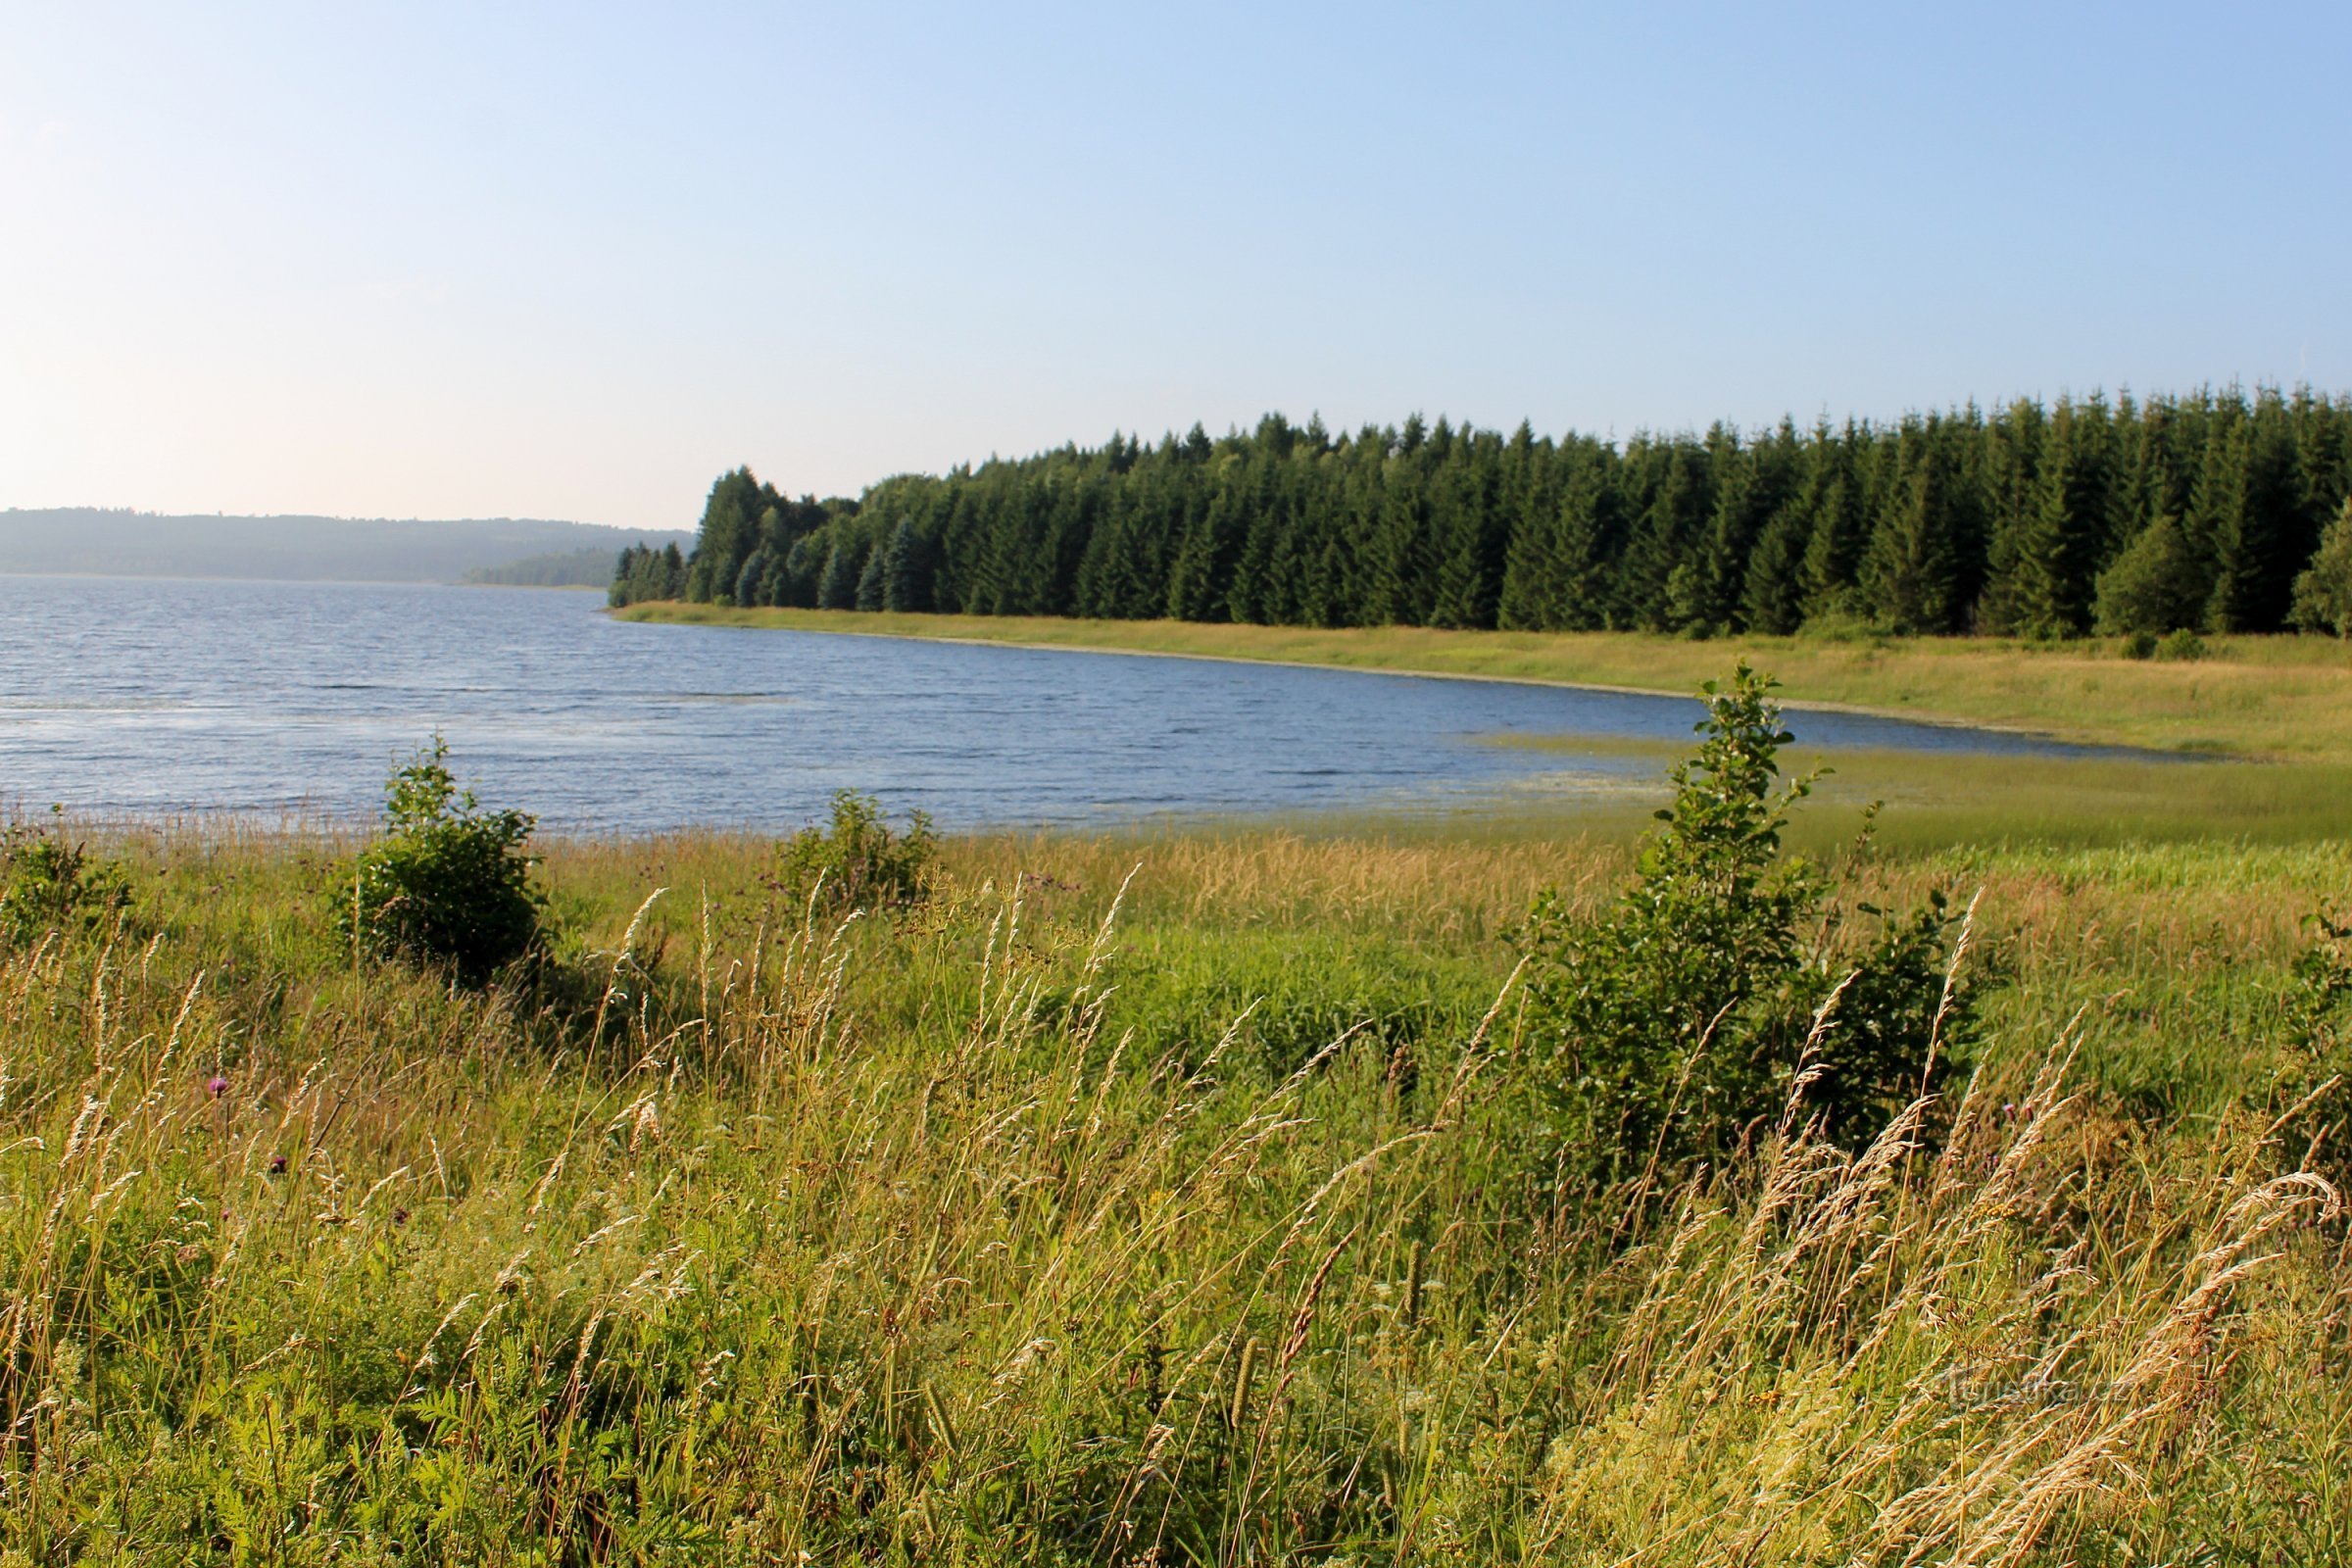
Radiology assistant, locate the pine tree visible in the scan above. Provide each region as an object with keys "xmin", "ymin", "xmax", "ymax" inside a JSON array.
[
  {"xmin": 878, "ymin": 517, "xmax": 931, "ymax": 613},
  {"xmin": 2194, "ymin": 417, "xmax": 2258, "ymax": 631},
  {"xmin": 1980, "ymin": 407, "xmax": 2099, "ymax": 637},
  {"xmin": 1797, "ymin": 421, "xmax": 1868, "ymax": 615},
  {"xmin": 854, "ymin": 539, "xmax": 887, "ymax": 610},
  {"xmin": 1740, "ymin": 502, "xmax": 1812, "ymax": 634},
  {"xmin": 2209, "ymin": 395, "xmax": 2300, "ymax": 631},
  {"xmin": 818, "ymin": 541, "xmax": 861, "ymax": 610},
  {"xmin": 2092, "ymin": 446, "xmax": 2201, "ymax": 634},
  {"xmin": 1859, "ymin": 447, "xmax": 1959, "ymax": 633},
  {"xmin": 733, "ymin": 548, "xmax": 770, "ymax": 608},
  {"xmin": 1614, "ymin": 445, "xmax": 1703, "ymax": 631}
]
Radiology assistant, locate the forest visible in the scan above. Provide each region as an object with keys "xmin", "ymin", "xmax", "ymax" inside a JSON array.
[{"xmin": 612, "ymin": 385, "xmax": 2352, "ymax": 638}]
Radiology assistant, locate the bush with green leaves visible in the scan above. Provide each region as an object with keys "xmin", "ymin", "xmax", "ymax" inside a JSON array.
[
  {"xmin": 1517, "ymin": 663, "xmax": 1968, "ymax": 1190},
  {"xmin": 774, "ymin": 790, "xmax": 939, "ymax": 912},
  {"xmin": 2093, "ymin": 511, "xmax": 2206, "ymax": 636},
  {"xmin": 2269, "ymin": 908, "xmax": 2352, "ymax": 1188},
  {"xmin": 0, "ymin": 817, "xmax": 132, "ymax": 948},
  {"xmin": 337, "ymin": 738, "xmax": 541, "ymax": 984},
  {"xmin": 2291, "ymin": 496, "xmax": 2352, "ymax": 636}
]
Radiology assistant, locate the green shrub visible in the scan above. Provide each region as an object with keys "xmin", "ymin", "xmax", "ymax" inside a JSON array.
[
  {"xmin": 2270, "ymin": 909, "xmax": 2352, "ymax": 1187},
  {"xmin": 0, "ymin": 817, "xmax": 132, "ymax": 948},
  {"xmin": 1517, "ymin": 663, "xmax": 1968, "ymax": 1190},
  {"xmin": 2093, "ymin": 512, "xmax": 2207, "ymax": 636},
  {"xmin": 2291, "ymin": 497, "xmax": 2352, "ymax": 636},
  {"xmin": 2119, "ymin": 629, "xmax": 2159, "ymax": 661},
  {"xmin": 775, "ymin": 790, "xmax": 938, "ymax": 912},
  {"xmin": 338, "ymin": 738, "xmax": 541, "ymax": 984},
  {"xmin": 2154, "ymin": 628, "xmax": 2207, "ymax": 662}
]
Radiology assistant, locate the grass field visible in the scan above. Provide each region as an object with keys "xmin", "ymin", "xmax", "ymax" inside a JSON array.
[
  {"xmin": 5, "ymin": 701, "xmax": 2350, "ymax": 1563},
  {"xmin": 614, "ymin": 603, "xmax": 2352, "ymax": 762}
]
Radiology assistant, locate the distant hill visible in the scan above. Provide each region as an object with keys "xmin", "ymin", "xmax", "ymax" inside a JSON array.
[
  {"xmin": 461, "ymin": 547, "xmax": 628, "ymax": 588},
  {"xmin": 0, "ymin": 510, "xmax": 696, "ymax": 584}
]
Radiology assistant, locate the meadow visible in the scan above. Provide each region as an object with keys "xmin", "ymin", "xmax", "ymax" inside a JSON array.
[{"xmin": 3, "ymin": 664, "xmax": 2350, "ymax": 1564}]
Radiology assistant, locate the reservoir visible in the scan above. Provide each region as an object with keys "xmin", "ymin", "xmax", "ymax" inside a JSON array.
[{"xmin": 4, "ymin": 576, "xmax": 2121, "ymax": 832}]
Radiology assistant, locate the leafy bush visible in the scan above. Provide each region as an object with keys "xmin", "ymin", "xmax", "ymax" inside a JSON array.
[
  {"xmin": 0, "ymin": 817, "xmax": 132, "ymax": 948},
  {"xmin": 1517, "ymin": 663, "xmax": 1968, "ymax": 1190},
  {"xmin": 338, "ymin": 738, "xmax": 541, "ymax": 984},
  {"xmin": 775, "ymin": 790, "xmax": 938, "ymax": 912},
  {"xmin": 2119, "ymin": 629, "xmax": 2159, "ymax": 661},
  {"xmin": 2093, "ymin": 512, "xmax": 2206, "ymax": 636},
  {"xmin": 2155, "ymin": 628, "xmax": 2207, "ymax": 662},
  {"xmin": 2270, "ymin": 909, "xmax": 2352, "ymax": 1188},
  {"xmin": 2291, "ymin": 497, "xmax": 2352, "ymax": 636}
]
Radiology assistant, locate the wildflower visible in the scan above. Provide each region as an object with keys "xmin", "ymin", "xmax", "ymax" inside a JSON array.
[{"xmin": 207, "ymin": 1075, "xmax": 229, "ymax": 1098}]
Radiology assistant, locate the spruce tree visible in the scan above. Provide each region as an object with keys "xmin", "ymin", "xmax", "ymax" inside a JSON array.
[
  {"xmin": 1981, "ymin": 409, "xmax": 2097, "ymax": 637},
  {"xmin": 1860, "ymin": 448, "xmax": 1958, "ymax": 633},
  {"xmin": 1740, "ymin": 502, "xmax": 1812, "ymax": 634},
  {"xmin": 2194, "ymin": 418, "xmax": 2258, "ymax": 631},
  {"xmin": 854, "ymin": 540, "xmax": 887, "ymax": 611},
  {"xmin": 733, "ymin": 548, "xmax": 770, "ymax": 608},
  {"xmin": 818, "ymin": 541, "xmax": 861, "ymax": 610},
  {"xmin": 2093, "ymin": 447, "xmax": 2203, "ymax": 634},
  {"xmin": 879, "ymin": 517, "xmax": 931, "ymax": 613}
]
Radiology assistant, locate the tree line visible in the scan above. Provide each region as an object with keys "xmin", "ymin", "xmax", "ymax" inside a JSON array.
[{"xmin": 612, "ymin": 385, "xmax": 2352, "ymax": 637}]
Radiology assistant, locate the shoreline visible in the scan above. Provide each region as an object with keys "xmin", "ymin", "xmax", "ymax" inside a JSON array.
[{"xmin": 607, "ymin": 606, "xmax": 2295, "ymax": 757}]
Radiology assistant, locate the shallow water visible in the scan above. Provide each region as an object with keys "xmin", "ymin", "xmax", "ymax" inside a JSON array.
[{"xmin": 2, "ymin": 576, "xmax": 2119, "ymax": 832}]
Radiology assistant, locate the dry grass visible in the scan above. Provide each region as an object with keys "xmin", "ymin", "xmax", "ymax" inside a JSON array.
[{"xmin": 1, "ymin": 819, "xmax": 2348, "ymax": 1562}]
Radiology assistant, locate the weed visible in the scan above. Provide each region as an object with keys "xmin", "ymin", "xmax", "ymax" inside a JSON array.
[
  {"xmin": 2156, "ymin": 627, "xmax": 2209, "ymax": 662},
  {"xmin": 773, "ymin": 790, "xmax": 938, "ymax": 912},
  {"xmin": 0, "ymin": 815, "xmax": 131, "ymax": 948}
]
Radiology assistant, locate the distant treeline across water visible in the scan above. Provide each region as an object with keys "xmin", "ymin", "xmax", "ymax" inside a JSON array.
[
  {"xmin": 0, "ymin": 510, "xmax": 694, "ymax": 584},
  {"xmin": 613, "ymin": 386, "xmax": 2352, "ymax": 637}
]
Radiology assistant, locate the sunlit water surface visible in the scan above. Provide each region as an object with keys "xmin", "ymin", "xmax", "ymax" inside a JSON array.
[{"xmin": 2, "ymin": 577, "xmax": 2116, "ymax": 832}]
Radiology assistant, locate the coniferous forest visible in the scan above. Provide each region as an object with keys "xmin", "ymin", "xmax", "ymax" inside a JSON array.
[{"xmin": 614, "ymin": 386, "xmax": 2352, "ymax": 637}]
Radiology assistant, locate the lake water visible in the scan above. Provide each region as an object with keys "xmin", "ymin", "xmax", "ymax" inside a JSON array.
[{"xmin": 3, "ymin": 576, "xmax": 2112, "ymax": 833}]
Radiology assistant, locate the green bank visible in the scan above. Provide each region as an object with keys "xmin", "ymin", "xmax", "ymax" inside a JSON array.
[
  {"xmin": 615, "ymin": 605, "xmax": 2352, "ymax": 844},
  {"xmin": 612, "ymin": 604, "xmax": 2352, "ymax": 760}
]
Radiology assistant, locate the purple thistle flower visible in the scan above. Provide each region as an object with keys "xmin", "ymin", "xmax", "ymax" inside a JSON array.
[{"xmin": 207, "ymin": 1075, "xmax": 229, "ymax": 1098}]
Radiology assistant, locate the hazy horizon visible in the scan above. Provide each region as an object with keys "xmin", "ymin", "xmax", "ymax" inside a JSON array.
[{"xmin": 7, "ymin": 1, "xmax": 2347, "ymax": 530}]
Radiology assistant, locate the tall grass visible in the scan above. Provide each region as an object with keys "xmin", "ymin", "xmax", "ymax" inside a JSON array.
[{"xmin": 0, "ymin": 820, "xmax": 2345, "ymax": 1563}]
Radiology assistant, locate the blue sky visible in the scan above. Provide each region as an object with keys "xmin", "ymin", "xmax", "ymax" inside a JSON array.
[{"xmin": 4, "ymin": 1, "xmax": 2346, "ymax": 529}]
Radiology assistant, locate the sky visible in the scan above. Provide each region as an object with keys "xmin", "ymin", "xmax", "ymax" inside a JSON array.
[{"xmin": 4, "ymin": 1, "xmax": 2348, "ymax": 531}]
